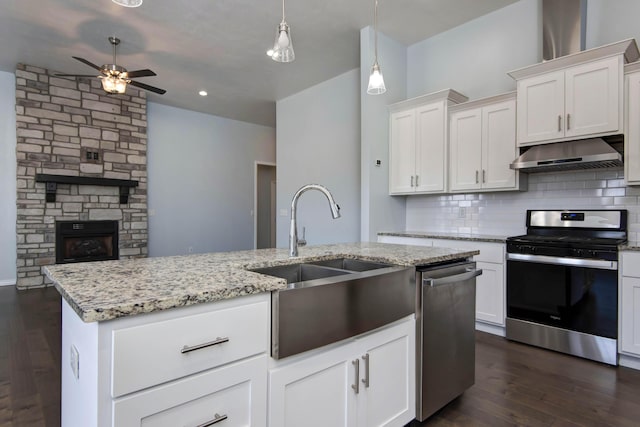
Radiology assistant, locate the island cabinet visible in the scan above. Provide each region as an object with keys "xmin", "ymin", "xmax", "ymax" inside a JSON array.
[
  {"xmin": 60, "ymin": 293, "xmax": 270, "ymax": 427},
  {"xmin": 389, "ymin": 89, "xmax": 468, "ymax": 195},
  {"xmin": 449, "ymin": 93, "xmax": 524, "ymax": 193},
  {"xmin": 377, "ymin": 235, "xmax": 506, "ymax": 336},
  {"xmin": 268, "ymin": 316, "xmax": 415, "ymax": 427},
  {"xmin": 508, "ymin": 39, "xmax": 639, "ymax": 146},
  {"xmin": 620, "ymin": 251, "xmax": 640, "ymax": 369}
]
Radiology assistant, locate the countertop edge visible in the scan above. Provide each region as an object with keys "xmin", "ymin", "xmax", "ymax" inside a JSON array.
[{"xmin": 378, "ymin": 231, "xmax": 508, "ymax": 243}]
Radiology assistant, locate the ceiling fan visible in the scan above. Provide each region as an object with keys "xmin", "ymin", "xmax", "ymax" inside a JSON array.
[{"xmin": 55, "ymin": 36, "xmax": 166, "ymax": 95}]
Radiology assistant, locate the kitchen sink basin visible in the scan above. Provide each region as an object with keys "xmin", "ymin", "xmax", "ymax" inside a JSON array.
[
  {"xmin": 250, "ymin": 263, "xmax": 351, "ymax": 285},
  {"xmin": 249, "ymin": 258, "xmax": 415, "ymax": 359}
]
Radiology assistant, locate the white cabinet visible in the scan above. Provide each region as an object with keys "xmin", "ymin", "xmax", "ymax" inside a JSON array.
[
  {"xmin": 269, "ymin": 317, "xmax": 415, "ymax": 427},
  {"xmin": 625, "ymin": 64, "xmax": 640, "ymax": 185},
  {"xmin": 60, "ymin": 293, "xmax": 271, "ymax": 427},
  {"xmin": 113, "ymin": 355, "xmax": 267, "ymax": 427},
  {"xmin": 620, "ymin": 252, "xmax": 640, "ymax": 359},
  {"xmin": 449, "ymin": 94, "xmax": 522, "ymax": 192},
  {"xmin": 378, "ymin": 235, "xmax": 506, "ymax": 334},
  {"xmin": 508, "ymin": 39, "xmax": 640, "ymax": 146},
  {"xmin": 389, "ymin": 89, "xmax": 467, "ymax": 195}
]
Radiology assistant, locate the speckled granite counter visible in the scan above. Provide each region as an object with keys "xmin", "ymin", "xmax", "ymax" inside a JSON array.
[
  {"xmin": 44, "ymin": 242, "xmax": 478, "ymax": 323},
  {"xmin": 378, "ymin": 231, "xmax": 508, "ymax": 243},
  {"xmin": 620, "ymin": 242, "xmax": 640, "ymax": 251}
]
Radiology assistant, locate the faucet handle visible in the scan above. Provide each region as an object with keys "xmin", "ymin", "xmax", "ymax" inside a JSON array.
[{"xmin": 298, "ymin": 226, "xmax": 307, "ymax": 247}]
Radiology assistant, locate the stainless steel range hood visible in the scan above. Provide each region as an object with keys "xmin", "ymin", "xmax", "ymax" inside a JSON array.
[{"xmin": 510, "ymin": 138, "xmax": 623, "ymax": 173}]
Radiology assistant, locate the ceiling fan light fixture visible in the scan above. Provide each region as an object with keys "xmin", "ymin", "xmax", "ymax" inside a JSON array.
[
  {"xmin": 271, "ymin": 0, "xmax": 295, "ymax": 63},
  {"xmin": 101, "ymin": 76, "xmax": 127, "ymax": 94},
  {"xmin": 367, "ymin": 0, "xmax": 386, "ymax": 95},
  {"xmin": 112, "ymin": 0, "xmax": 143, "ymax": 7}
]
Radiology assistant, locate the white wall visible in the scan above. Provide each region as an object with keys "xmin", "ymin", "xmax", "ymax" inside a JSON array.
[
  {"xmin": 360, "ymin": 27, "xmax": 408, "ymax": 242},
  {"xmin": 275, "ymin": 69, "xmax": 361, "ymax": 248},
  {"xmin": 147, "ymin": 103, "xmax": 275, "ymax": 256},
  {"xmin": 403, "ymin": 0, "xmax": 640, "ymax": 239},
  {"xmin": 0, "ymin": 71, "xmax": 16, "ymax": 285},
  {"xmin": 407, "ymin": 0, "xmax": 541, "ymax": 100}
]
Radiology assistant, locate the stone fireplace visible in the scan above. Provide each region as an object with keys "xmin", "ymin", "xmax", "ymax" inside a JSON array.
[{"xmin": 15, "ymin": 64, "xmax": 148, "ymax": 289}]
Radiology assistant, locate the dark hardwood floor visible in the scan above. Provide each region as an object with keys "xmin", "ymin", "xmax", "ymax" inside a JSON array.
[{"xmin": 2, "ymin": 286, "xmax": 640, "ymax": 427}]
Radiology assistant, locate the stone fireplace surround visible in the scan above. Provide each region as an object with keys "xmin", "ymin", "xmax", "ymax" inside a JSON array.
[{"xmin": 15, "ymin": 63, "xmax": 148, "ymax": 289}]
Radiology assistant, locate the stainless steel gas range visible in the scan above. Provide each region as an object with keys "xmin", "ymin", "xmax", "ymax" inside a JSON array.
[{"xmin": 505, "ymin": 209, "xmax": 627, "ymax": 365}]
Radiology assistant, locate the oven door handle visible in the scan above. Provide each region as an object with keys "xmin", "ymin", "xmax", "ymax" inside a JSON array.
[{"xmin": 506, "ymin": 253, "xmax": 617, "ymax": 270}]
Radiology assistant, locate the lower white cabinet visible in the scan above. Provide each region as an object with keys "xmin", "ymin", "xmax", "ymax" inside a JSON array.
[
  {"xmin": 620, "ymin": 252, "xmax": 640, "ymax": 359},
  {"xmin": 268, "ymin": 317, "xmax": 415, "ymax": 427},
  {"xmin": 378, "ymin": 235, "xmax": 506, "ymax": 333},
  {"xmin": 113, "ymin": 355, "xmax": 267, "ymax": 427}
]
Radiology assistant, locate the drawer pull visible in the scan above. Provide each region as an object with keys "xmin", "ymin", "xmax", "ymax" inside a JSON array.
[
  {"xmin": 181, "ymin": 337, "xmax": 229, "ymax": 354},
  {"xmin": 361, "ymin": 353, "xmax": 370, "ymax": 388},
  {"xmin": 196, "ymin": 413, "xmax": 228, "ymax": 427},
  {"xmin": 351, "ymin": 359, "xmax": 360, "ymax": 394}
]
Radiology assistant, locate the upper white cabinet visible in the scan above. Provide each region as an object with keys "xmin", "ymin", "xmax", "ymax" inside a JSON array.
[
  {"xmin": 625, "ymin": 63, "xmax": 640, "ymax": 185},
  {"xmin": 449, "ymin": 93, "xmax": 524, "ymax": 193},
  {"xmin": 620, "ymin": 252, "xmax": 640, "ymax": 359},
  {"xmin": 389, "ymin": 89, "xmax": 467, "ymax": 195},
  {"xmin": 509, "ymin": 39, "xmax": 639, "ymax": 146}
]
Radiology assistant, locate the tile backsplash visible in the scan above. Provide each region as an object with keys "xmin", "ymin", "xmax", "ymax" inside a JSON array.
[{"xmin": 405, "ymin": 168, "xmax": 640, "ymax": 240}]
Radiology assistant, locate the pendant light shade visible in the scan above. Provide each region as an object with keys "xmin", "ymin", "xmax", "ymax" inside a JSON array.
[
  {"xmin": 367, "ymin": 0, "xmax": 386, "ymax": 95},
  {"xmin": 101, "ymin": 76, "xmax": 127, "ymax": 94},
  {"xmin": 271, "ymin": 0, "xmax": 295, "ymax": 62},
  {"xmin": 112, "ymin": 0, "xmax": 143, "ymax": 7}
]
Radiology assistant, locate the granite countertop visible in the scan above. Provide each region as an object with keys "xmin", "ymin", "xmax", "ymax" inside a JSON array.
[
  {"xmin": 44, "ymin": 242, "xmax": 478, "ymax": 323},
  {"xmin": 620, "ymin": 242, "xmax": 640, "ymax": 251},
  {"xmin": 378, "ymin": 231, "xmax": 508, "ymax": 243}
]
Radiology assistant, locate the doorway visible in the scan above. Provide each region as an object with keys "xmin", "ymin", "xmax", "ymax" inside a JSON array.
[{"xmin": 255, "ymin": 163, "xmax": 276, "ymax": 249}]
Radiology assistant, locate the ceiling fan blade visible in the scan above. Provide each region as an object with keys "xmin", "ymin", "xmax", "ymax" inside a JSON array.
[
  {"xmin": 128, "ymin": 80, "xmax": 167, "ymax": 95},
  {"xmin": 54, "ymin": 73, "xmax": 98, "ymax": 77},
  {"xmin": 72, "ymin": 56, "xmax": 104, "ymax": 71},
  {"xmin": 125, "ymin": 69, "xmax": 156, "ymax": 78}
]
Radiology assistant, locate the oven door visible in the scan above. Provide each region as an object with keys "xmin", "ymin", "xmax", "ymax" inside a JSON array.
[{"xmin": 506, "ymin": 253, "xmax": 618, "ymax": 339}]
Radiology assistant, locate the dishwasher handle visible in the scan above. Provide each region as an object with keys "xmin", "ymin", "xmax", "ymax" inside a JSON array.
[{"xmin": 422, "ymin": 267, "xmax": 482, "ymax": 288}]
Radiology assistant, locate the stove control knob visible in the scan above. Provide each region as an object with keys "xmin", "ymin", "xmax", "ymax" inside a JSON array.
[
  {"xmin": 574, "ymin": 249, "xmax": 584, "ymax": 257},
  {"xmin": 589, "ymin": 250, "xmax": 598, "ymax": 258}
]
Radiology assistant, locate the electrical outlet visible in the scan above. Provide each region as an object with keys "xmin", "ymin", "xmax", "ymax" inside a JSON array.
[
  {"xmin": 70, "ymin": 345, "xmax": 79, "ymax": 380},
  {"xmin": 279, "ymin": 208, "xmax": 288, "ymax": 217},
  {"xmin": 458, "ymin": 207, "xmax": 466, "ymax": 218}
]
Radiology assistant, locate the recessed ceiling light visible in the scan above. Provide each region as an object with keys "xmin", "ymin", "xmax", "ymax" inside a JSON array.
[
  {"xmin": 112, "ymin": 0, "xmax": 143, "ymax": 7},
  {"xmin": 198, "ymin": 90, "xmax": 208, "ymax": 97},
  {"xmin": 266, "ymin": 49, "xmax": 274, "ymax": 57}
]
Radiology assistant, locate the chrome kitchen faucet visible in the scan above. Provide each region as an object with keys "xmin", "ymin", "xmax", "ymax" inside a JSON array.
[{"xmin": 289, "ymin": 184, "xmax": 341, "ymax": 257}]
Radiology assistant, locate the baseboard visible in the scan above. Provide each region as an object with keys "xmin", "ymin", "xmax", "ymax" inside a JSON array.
[
  {"xmin": 476, "ymin": 321, "xmax": 505, "ymax": 337},
  {"xmin": 619, "ymin": 354, "xmax": 640, "ymax": 371},
  {"xmin": 0, "ymin": 279, "xmax": 16, "ymax": 287}
]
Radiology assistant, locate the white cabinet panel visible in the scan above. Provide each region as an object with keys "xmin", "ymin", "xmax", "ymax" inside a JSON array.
[
  {"xmin": 625, "ymin": 70, "xmax": 640, "ymax": 184},
  {"xmin": 621, "ymin": 277, "xmax": 640, "ymax": 356},
  {"xmin": 449, "ymin": 108, "xmax": 482, "ymax": 191},
  {"xmin": 389, "ymin": 110, "xmax": 416, "ymax": 194},
  {"xmin": 482, "ymin": 100, "xmax": 518, "ymax": 190},
  {"xmin": 112, "ymin": 299, "xmax": 269, "ymax": 397},
  {"xmin": 113, "ymin": 355, "xmax": 267, "ymax": 427},
  {"xmin": 475, "ymin": 262, "xmax": 505, "ymax": 326},
  {"xmin": 415, "ymin": 102, "xmax": 446, "ymax": 193},
  {"xmin": 517, "ymin": 71, "xmax": 565, "ymax": 144}
]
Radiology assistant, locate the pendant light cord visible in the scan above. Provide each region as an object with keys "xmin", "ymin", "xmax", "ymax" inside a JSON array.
[
  {"xmin": 374, "ymin": 0, "xmax": 380, "ymax": 62},
  {"xmin": 282, "ymin": 0, "xmax": 286, "ymax": 23}
]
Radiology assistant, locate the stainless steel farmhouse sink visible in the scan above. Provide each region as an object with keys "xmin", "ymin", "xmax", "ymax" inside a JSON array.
[{"xmin": 250, "ymin": 258, "xmax": 415, "ymax": 359}]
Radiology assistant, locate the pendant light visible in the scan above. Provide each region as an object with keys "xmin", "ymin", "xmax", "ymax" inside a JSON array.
[
  {"xmin": 271, "ymin": 0, "xmax": 295, "ymax": 62},
  {"xmin": 112, "ymin": 0, "xmax": 143, "ymax": 7},
  {"xmin": 367, "ymin": 0, "xmax": 386, "ymax": 95}
]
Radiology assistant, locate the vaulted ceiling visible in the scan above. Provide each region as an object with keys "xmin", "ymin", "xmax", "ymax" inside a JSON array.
[{"xmin": 0, "ymin": 0, "xmax": 517, "ymax": 126}]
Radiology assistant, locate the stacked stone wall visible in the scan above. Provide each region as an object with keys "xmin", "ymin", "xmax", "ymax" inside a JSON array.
[{"xmin": 15, "ymin": 64, "xmax": 148, "ymax": 289}]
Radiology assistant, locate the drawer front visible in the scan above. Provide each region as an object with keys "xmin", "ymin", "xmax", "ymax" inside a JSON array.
[
  {"xmin": 112, "ymin": 299, "xmax": 269, "ymax": 397},
  {"xmin": 113, "ymin": 355, "xmax": 268, "ymax": 427},
  {"xmin": 431, "ymin": 239, "xmax": 504, "ymax": 264},
  {"xmin": 622, "ymin": 252, "xmax": 640, "ymax": 277}
]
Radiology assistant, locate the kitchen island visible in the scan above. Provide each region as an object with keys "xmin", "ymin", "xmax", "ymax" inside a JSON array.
[{"xmin": 44, "ymin": 242, "xmax": 478, "ymax": 427}]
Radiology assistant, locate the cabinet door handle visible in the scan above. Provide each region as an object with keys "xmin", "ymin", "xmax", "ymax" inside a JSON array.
[
  {"xmin": 558, "ymin": 114, "xmax": 562, "ymax": 132},
  {"xmin": 410, "ymin": 176, "xmax": 414, "ymax": 187},
  {"xmin": 482, "ymin": 169, "xmax": 486, "ymax": 183},
  {"xmin": 415, "ymin": 175, "xmax": 419, "ymax": 187},
  {"xmin": 352, "ymin": 359, "xmax": 360, "ymax": 394},
  {"xmin": 181, "ymin": 337, "xmax": 229, "ymax": 354},
  {"xmin": 475, "ymin": 170, "xmax": 479, "ymax": 184},
  {"xmin": 361, "ymin": 354, "xmax": 370, "ymax": 388},
  {"xmin": 196, "ymin": 413, "xmax": 228, "ymax": 427},
  {"xmin": 567, "ymin": 113, "xmax": 571, "ymax": 130}
]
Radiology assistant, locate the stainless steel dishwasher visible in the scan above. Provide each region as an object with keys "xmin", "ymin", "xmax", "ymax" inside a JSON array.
[{"xmin": 416, "ymin": 260, "xmax": 482, "ymax": 421}]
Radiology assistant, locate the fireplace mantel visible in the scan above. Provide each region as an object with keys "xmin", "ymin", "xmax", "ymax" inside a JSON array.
[{"xmin": 35, "ymin": 174, "xmax": 139, "ymax": 204}]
